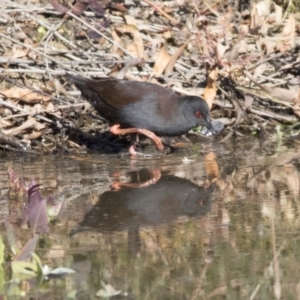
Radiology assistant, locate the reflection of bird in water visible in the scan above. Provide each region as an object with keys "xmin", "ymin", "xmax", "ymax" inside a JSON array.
[{"xmin": 74, "ymin": 169, "xmax": 215, "ymax": 255}]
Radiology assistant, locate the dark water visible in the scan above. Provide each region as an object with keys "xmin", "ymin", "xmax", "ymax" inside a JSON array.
[{"xmin": 1, "ymin": 140, "xmax": 300, "ymax": 299}]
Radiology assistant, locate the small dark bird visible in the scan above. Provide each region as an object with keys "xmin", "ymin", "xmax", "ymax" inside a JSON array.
[{"xmin": 67, "ymin": 74, "xmax": 214, "ymax": 154}]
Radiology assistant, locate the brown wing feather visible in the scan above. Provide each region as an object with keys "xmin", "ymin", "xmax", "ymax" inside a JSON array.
[{"xmin": 85, "ymin": 78, "xmax": 180, "ymax": 109}]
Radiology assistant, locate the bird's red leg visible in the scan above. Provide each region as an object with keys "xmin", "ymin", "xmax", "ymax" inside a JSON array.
[
  {"xmin": 111, "ymin": 169, "xmax": 161, "ymax": 190},
  {"xmin": 110, "ymin": 124, "xmax": 164, "ymax": 151},
  {"xmin": 127, "ymin": 134, "xmax": 139, "ymax": 156}
]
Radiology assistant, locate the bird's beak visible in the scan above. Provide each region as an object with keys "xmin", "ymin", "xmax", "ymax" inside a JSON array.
[{"xmin": 203, "ymin": 118, "xmax": 216, "ymax": 136}]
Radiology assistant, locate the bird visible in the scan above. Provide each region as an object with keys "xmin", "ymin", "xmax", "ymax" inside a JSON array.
[{"xmin": 67, "ymin": 74, "xmax": 214, "ymax": 154}]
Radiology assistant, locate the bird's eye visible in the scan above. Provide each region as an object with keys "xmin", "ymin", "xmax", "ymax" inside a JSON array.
[{"xmin": 196, "ymin": 111, "xmax": 202, "ymax": 118}]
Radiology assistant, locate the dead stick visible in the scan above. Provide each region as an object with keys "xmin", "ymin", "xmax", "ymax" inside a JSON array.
[
  {"xmin": 0, "ymin": 98, "xmax": 56, "ymax": 125},
  {"xmin": 141, "ymin": 0, "xmax": 178, "ymax": 25},
  {"xmin": 66, "ymin": 11, "xmax": 132, "ymax": 56},
  {"xmin": 2, "ymin": 103, "xmax": 87, "ymax": 120}
]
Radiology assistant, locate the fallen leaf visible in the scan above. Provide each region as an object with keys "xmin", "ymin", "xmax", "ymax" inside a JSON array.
[
  {"xmin": 111, "ymin": 29, "xmax": 123, "ymax": 55},
  {"xmin": 2, "ymin": 118, "xmax": 37, "ymax": 136},
  {"xmin": 1, "ymin": 87, "xmax": 51, "ymax": 103},
  {"xmin": 256, "ymin": 0, "xmax": 270, "ymax": 17},
  {"xmin": 293, "ymin": 104, "xmax": 300, "ymax": 117},
  {"xmin": 11, "ymin": 46, "xmax": 29, "ymax": 59},
  {"xmin": 48, "ymin": 0, "xmax": 68, "ymax": 14},
  {"xmin": 0, "ymin": 119, "xmax": 13, "ymax": 128},
  {"xmin": 278, "ymin": 14, "xmax": 296, "ymax": 51},
  {"xmin": 23, "ymin": 131, "xmax": 44, "ymax": 140},
  {"xmin": 204, "ymin": 152, "xmax": 219, "ymax": 178},
  {"xmin": 265, "ymin": 86, "xmax": 299, "ymax": 103},
  {"xmin": 274, "ymin": 3, "xmax": 283, "ymax": 24},
  {"xmin": 124, "ymin": 15, "xmax": 137, "ymax": 26},
  {"xmin": 260, "ymin": 38, "xmax": 276, "ymax": 54},
  {"xmin": 88, "ymin": 0, "xmax": 104, "ymax": 16},
  {"xmin": 216, "ymin": 42, "xmax": 229, "ymax": 63},
  {"xmin": 244, "ymin": 95, "xmax": 254, "ymax": 109},
  {"xmin": 239, "ymin": 24, "xmax": 249, "ymax": 35},
  {"xmin": 109, "ymin": 2, "xmax": 127, "ymax": 12},
  {"xmin": 151, "ymin": 47, "xmax": 171, "ymax": 77},
  {"xmin": 165, "ymin": 41, "xmax": 189, "ymax": 75},
  {"xmin": 117, "ymin": 25, "xmax": 145, "ymax": 59},
  {"xmin": 203, "ymin": 68, "xmax": 218, "ymax": 109},
  {"xmin": 253, "ymin": 63, "xmax": 267, "ymax": 78}
]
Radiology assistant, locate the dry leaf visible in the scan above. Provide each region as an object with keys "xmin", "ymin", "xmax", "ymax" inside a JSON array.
[
  {"xmin": 293, "ymin": 104, "xmax": 300, "ymax": 117},
  {"xmin": 165, "ymin": 41, "xmax": 189, "ymax": 75},
  {"xmin": 151, "ymin": 47, "xmax": 171, "ymax": 77},
  {"xmin": 1, "ymin": 88, "xmax": 51, "ymax": 103},
  {"xmin": 266, "ymin": 86, "xmax": 299, "ymax": 103},
  {"xmin": 282, "ymin": 14, "xmax": 295, "ymax": 36},
  {"xmin": 23, "ymin": 131, "xmax": 43, "ymax": 140},
  {"xmin": 0, "ymin": 119, "xmax": 13, "ymax": 129},
  {"xmin": 34, "ymin": 121, "xmax": 47, "ymax": 131},
  {"xmin": 274, "ymin": 4, "xmax": 283, "ymax": 24},
  {"xmin": 250, "ymin": 6, "xmax": 260, "ymax": 29},
  {"xmin": 117, "ymin": 25, "xmax": 145, "ymax": 59},
  {"xmin": 278, "ymin": 14, "xmax": 296, "ymax": 51},
  {"xmin": 244, "ymin": 95, "xmax": 254, "ymax": 109},
  {"xmin": 111, "ymin": 29, "xmax": 123, "ymax": 55},
  {"xmin": 30, "ymin": 103, "xmax": 43, "ymax": 114},
  {"xmin": 110, "ymin": 2, "xmax": 127, "ymax": 12},
  {"xmin": 2, "ymin": 118, "xmax": 37, "ymax": 136},
  {"xmin": 124, "ymin": 15, "xmax": 137, "ymax": 26},
  {"xmin": 11, "ymin": 46, "xmax": 29, "ymax": 59},
  {"xmin": 45, "ymin": 102, "xmax": 54, "ymax": 111},
  {"xmin": 203, "ymin": 68, "xmax": 218, "ymax": 109},
  {"xmin": 126, "ymin": 43, "xmax": 140, "ymax": 58},
  {"xmin": 238, "ymin": 40, "xmax": 249, "ymax": 54},
  {"xmin": 88, "ymin": 0, "xmax": 104, "ymax": 16},
  {"xmin": 260, "ymin": 38, "xmax": 276, "ymax": 54},
  {"xmin": 204, "ymin": 152, "xmax": 219, "ymax": 178},
  {"xmin": 256, "ymin": 0, "xmax": 270, "ymax": 17},
  {"xmin": 239, "ymin": 24, "xmax": 249, "ymax": 35},
  {"xmin": 253, "ymin": 63, "xmax": 267, "ymax": 78},
  {"xmin": 216, "ymin": 43, "xmax": 229, "ymax": 63},
  {"xmin": 48, "ymin": 0, "xmax": 68, "ymax": 14}
]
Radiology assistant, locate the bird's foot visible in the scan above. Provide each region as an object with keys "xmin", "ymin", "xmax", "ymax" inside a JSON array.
[{"xmin": 110, "ymin": 124, "xmax": 164, "ymax": 151}]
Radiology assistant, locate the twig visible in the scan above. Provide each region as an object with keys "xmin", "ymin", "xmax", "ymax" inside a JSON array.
[
  {"xmin": 66, "ymin": 11, "xmax": 132, "ymax": 56},
  {"xmin": 0, "ymin": 33, "xmax": 76, "ymax": 73},
  {"xmin": 0, "ymin": 58, "xmax": 35, "ymax": 65},
  {"xmin": 2, "ymin": 103, "xmax": 87, "ymax": 120},
  {"xmin": 0, "ymin": 99, "xmax": 56, "ymax": 125},
  {"xmin": 218, "ymin": 85, "xmax": 244, "ymax": 142},
  {"xmin": 0, "ymin": 131, "xmax": 31, "ymax": 151},
  {"xmin": 248, "ymin": 107, "xmax": 296, "ymax": 122},
  {"xmin": 246, "ymin": 53, "xmax": 283, "ymax": 71},
  {"xmin": 0, "ymin": 144, "xmax": 38, "ymax": 154},
  {"xmin": 141, "ymin": 0, "xmax": 178, "ymax": 25},
  {"xmin": 0, "ymin": 69, "xmax": 65, "ymax": 74}
]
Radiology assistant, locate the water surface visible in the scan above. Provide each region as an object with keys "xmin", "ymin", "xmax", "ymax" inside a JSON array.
[{"xmin": 1, "ymin": 140, "xmax": 300, "ymax": 299}]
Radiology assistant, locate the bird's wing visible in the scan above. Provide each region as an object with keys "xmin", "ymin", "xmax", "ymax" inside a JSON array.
[{"xmin": 84, "ymin": 78, "xmax": 179, "ymax": 109}]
